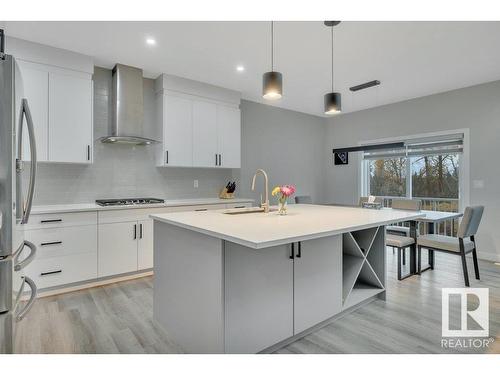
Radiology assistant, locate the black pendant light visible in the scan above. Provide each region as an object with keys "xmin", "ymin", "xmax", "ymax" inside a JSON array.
[
  {"xmin": 324, "ymin": 21, "xmax": 341, "ymax": 115},
  {"xmin": 263, "ymin": 21, "xmax": 283, "ymax": 100}
]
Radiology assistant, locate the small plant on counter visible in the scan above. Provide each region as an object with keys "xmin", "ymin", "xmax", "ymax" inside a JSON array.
[{"xmin": 271, "ymin": 185, "xmax": 296, "ymax": 215}]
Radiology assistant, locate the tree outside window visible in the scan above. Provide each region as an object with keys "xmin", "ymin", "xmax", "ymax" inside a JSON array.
[{"xmin": 368, "ymin": 158, "xmax": 407, "ymax": 197}]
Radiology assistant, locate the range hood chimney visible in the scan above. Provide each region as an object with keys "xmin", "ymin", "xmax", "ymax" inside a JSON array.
[{"xmin": 100, "ymin": 64, "xmax": 158, "ymax": 145}]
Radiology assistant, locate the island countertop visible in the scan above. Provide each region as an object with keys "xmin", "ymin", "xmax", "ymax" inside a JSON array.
[{"xmin": 150, "ymin": 204, "xmax": 425, "ymax": 249}]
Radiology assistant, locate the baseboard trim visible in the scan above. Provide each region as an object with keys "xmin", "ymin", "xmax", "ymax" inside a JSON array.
[
  {"xmin": 30, "ymin": 270, "xmax": 154, "ymax": 299},
  {"xmin": 478, "ymin": 252, "xmax": 500, "ymax": 263}
]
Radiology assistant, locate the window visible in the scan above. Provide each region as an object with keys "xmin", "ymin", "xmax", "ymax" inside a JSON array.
[
  {"xmin": 363, "ymin": 133, "xmax": 463, "ymax": 212},
  {"xmin": 362, "ymin": 133, "xmax": 464, "ymax": 235}
]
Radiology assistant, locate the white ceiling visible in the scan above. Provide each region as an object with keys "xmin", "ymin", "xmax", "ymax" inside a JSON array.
[{"xmin": 3, "ymin": 21, "xmax": 500, "ymax": 117}]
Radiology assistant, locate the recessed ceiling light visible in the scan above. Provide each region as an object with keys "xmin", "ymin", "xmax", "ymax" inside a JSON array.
[
  {"xmin": 146, "ymin": 38, "xmax": 156, "ymax": 46},
  {"xmin": 236, "ymin": 65, "xmax": 245, "ymax": 72}
]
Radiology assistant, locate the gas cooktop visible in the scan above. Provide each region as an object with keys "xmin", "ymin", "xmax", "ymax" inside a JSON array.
[{"xmin": 95, "ymin": 198, "xmax": 165, "ymax": 207}]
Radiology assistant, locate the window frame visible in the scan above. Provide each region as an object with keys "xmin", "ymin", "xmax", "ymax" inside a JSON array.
[{"xmin": 359, "ymin": 129, "xmax": 469, "ymax": 211}]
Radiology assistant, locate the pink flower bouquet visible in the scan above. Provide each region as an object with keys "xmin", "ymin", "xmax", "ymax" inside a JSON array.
[{"xmin": 272, "ymin": 185, "xmax": 296, "ymax": 215}]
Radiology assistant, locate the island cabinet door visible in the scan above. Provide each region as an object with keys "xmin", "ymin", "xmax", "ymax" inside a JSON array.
[
  {"xmin": 293, "ymin": 235, "xmax": 342, "ymax": 334},
  {"xmin": 224, "ymin": 242, "xmax": 294, "ymax": 353}
]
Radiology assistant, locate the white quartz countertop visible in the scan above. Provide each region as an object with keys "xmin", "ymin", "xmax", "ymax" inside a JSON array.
[
  {"xmin": 31, "ymin": 198, "xmax": 254, "ymax": 214},
  {"xmin": 151, "ymin": 204, "xmax": 425, "ymax": 249}
]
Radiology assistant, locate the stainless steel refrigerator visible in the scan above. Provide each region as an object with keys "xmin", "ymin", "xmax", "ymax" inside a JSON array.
[{"xmin": 0, "ymin": 29, "xmax": 38, "ymax": 354}]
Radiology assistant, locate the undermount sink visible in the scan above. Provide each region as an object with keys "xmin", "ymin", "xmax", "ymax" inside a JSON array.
[
  {"xmin": 223, "ymin": 207, "xmax": 265, "ymax": 215},
  {"xmin": 223, "ymin": 207, "xmax": 278, "ymax": 215}
]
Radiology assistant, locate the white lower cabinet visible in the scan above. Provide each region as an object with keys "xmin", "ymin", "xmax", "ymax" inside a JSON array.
[
  {"xmin": 25, "ymin": 201, "xmax": 252, "ymax": 290},
  {"xmin": 25, "ymin": 252, "xmax": 97, "ymax": 290},
  {"xmin": 138, "ymin": 219, "xmax": 154, "ymax": 270},
  {"xmin": 23, "ymin": 221, "xmax": 98, "ymax": 290},
  {"xmin": 224, "ymin": 235, "xmax": 342, "ymax": 353},
  {"xmin": 98, "ymin": 219, "xmax": 154, "ymax": 277},
  {"xmin": 98, "ymin": 222, "xmax": 140, "ymax": 277}
]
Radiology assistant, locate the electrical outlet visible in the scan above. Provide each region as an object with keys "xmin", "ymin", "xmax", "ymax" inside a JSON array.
[
  {"xmin": 473, "ymin": 180, "xmax": 485, "ymax": 189},
  {"xmin": 194, "ymin": 180, "xmax": 199, "ymax": 188}
]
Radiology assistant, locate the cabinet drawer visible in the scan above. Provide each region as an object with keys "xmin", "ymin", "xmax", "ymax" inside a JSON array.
[
  {"xmin": 25, "ymin": 211, "xmax": 97, "ymax": 229},
  {"xmin": 24, "ymin": 252, "xmax": 97, "ymax": 290},
  {"xmin": 98, "ymin": 207, "xmax": 172, "ymax": 224},
  {"xmin": 24, "ymin": 225, "xmax": 97, "ymax": 260}
]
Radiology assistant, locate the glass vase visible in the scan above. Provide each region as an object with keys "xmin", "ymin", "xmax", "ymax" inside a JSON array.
[{"xmin": 278, "ymin": 200, "xmax": 288, "ymax": 215}]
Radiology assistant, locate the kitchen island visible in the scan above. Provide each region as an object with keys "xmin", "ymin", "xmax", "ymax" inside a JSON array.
[{"xmin": 151, "ymin": 204, "xmax": 424, "ymax": 353}]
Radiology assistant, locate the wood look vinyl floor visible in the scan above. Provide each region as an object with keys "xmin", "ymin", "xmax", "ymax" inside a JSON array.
[{"xmin": 15, "ymin": 251, "xmax": 500, "ymax": 354}]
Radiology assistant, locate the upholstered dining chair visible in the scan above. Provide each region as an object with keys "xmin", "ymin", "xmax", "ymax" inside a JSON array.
[
  {"xmin": 385, "ymin": 198, "xmax": 421, "ymax": 269},
  {"xmin": 295, "ymin": 195, "xmax": 312, "ymax": 204},
  {"xmin": 417, "ymin": 206, "xmax": 484, "ymax": 287},
  {"xmin": 386, "ymin": 199, "xmax": 422, "ymax": 237},
  {"xmin": 386, "ymin": 234, "xmax": 415, "ymax": 281}
]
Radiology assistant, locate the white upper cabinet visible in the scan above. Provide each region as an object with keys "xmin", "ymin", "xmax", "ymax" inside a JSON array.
[
  {"xmin": 16, "ymin": 61, "xmax": 93, "ymax": 164},
  {"xmin": 193, "ymin": 100, "xmax": 218, "ymax": 167},
  {"xmin": 161, "ymin": 94, "xmax": 193, "ymax": 167},
  {"xmin": 155, "ymin": 74, "xmax": 241, "ymax": 168},
  {"xmin": 217, "ymin": 105, "xmax": 241, "ymax": 168},
  {"xmin": 49, "ymin": 71, "xmax": 93, "ymax": 163},
  {"xmin": 17, "ymin": 61, "xmax": 49, "ymax": 162}
]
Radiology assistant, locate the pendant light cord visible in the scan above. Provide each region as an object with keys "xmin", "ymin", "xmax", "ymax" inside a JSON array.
[
  {"xmin": 271, "ymin": 21, "xmax": 274, "ymax": 71},
  {"xmin": 331, "ymin": 25, "xmax": 334, "ymax": 92}
]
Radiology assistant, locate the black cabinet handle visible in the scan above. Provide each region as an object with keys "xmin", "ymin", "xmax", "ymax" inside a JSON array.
[
  {"xmin": 165, "ymin": 150, "xmax": 169, "ymax": 164},
  {"xmin": 140, "ymin": 223, "xmax": 143, "ymax": 239},
  {"xmin": 0, "ymin": 29, "xmax": 4, "ymax": 56},
  {"xmin": 290, "ymin": 243, "xmax": 295, "ymax": 260},
  {"xmin": 195, "ymin": 208, "xmax": 208, "ymax": 212},
  {"xmin": 133, "ymin": 224, "xmax": 137, "ymax": 240},
  {"xmin": 234, "ymin": 206, "xmax": 246, "ymax": 209},
  {"xmin": 40, "ymin": 270, "xmax": 62, "ymax": 276},
  {"xmin": 219, "ymin": 154, "xmax": 222, "ymax": 166},
  {"xmin": 296, "ymin": 241, "xmax": 302, "ymax": 258},
  {"xmin": 215, "ymin": 153, "xmax": 218, "ymax": 166},
  {"xmin": 41, "ymin": 241, "xmax": 62, "ymax": 246},
  {"xmin": 87, "ymin": 145, "xmax": 90, "ymax": 161},
  {"xmin": 40, "ymin": 219, "xmax": 62, "ymax": 223}
]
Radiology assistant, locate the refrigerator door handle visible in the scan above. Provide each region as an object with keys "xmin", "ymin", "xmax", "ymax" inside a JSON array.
[
  {"xmin": 16, "ymin": 98, "xmax": 37, "ymax": 225},
  {"xmin": 13, "ymin": 240, "xmax": 37, "ymax": 271},
  {"xmin": 14, "ymin": 276, "xmax": 37, "ymax": 322}
]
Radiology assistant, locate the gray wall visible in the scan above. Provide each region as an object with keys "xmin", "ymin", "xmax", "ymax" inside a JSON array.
[
  {"xmin": 233, "ymin": 100, "xmax": 326, "ymax": 204},
  {"xmin": 325, "ymin": 80, "xmax": 500, "ymax": 261},
  {"xmin": 29, "ymin": 67, "xmax": 232, "ymax": 205}
]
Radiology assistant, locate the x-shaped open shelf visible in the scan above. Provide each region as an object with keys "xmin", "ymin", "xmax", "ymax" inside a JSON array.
[{"xmin": 342, "ymin": 226, "xmax": 385, "ymax": 310}]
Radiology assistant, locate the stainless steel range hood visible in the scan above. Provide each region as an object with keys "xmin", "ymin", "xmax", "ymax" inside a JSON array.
[{"xmin": 100, "ymin": 64, "xmax": 158, "ymax": 145}]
